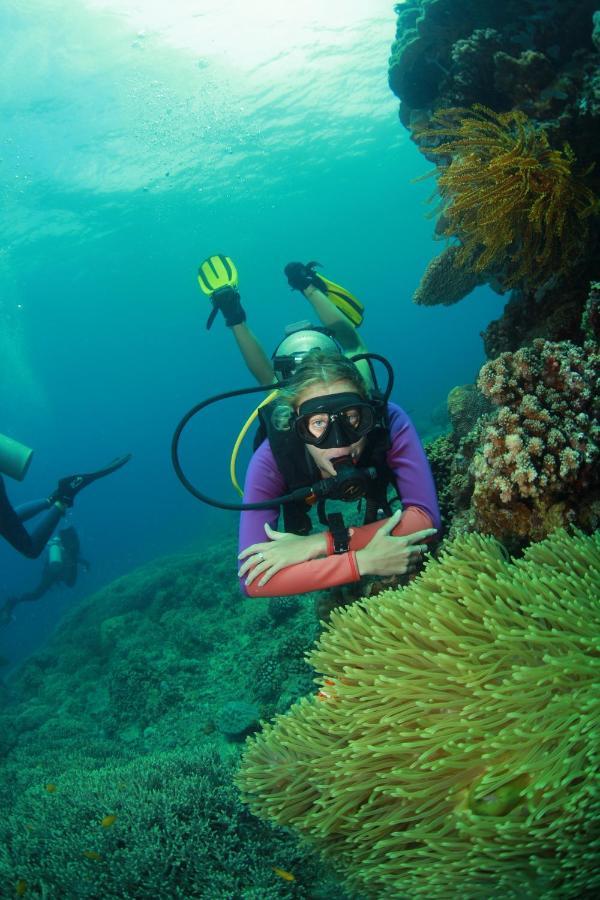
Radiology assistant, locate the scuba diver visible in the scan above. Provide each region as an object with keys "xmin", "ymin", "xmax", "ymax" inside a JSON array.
[
  {"xmin": 172, "ymin": 342, "xmax": 440, "ymax": 606},
  {"xmin": 0, "ymin": 432, "xmax": 131, "ymax": 558},
  {"xmin": 174, "ymin": 255, "xmax": 439, "ymax": 607},
  {"xmin": 235, "ymin": 349, "xmax": 440, "ymax": 599},
  {"xmin": 198, "ymin": 255, "xmax": 373, "ymax": 387},
  {"xmin": 198, "ymin": 254, "xmax": 378, "ymax": 503},
  {"xmin": 0, "ymin": 526, "xmax": 89, "ymax": 625}
]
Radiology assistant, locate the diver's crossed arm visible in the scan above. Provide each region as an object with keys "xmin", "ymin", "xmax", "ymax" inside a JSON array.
[{"xmin": 239, "ymin": 506, "xmax": 436, "ymax": 598}]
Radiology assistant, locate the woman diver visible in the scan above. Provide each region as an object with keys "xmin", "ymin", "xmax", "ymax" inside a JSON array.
[
  {"xmin": 178, "ymin": 255, "xmax": 439, "ymax": 604},
  {"xmin": 237, "ymin": 350, "xmax": 440, "ymax": 599}
]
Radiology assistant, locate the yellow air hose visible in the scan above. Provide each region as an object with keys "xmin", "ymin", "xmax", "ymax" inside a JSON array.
[{"xmin": 230, "ymin": 389, "xmax": 279, "ymax": 496}]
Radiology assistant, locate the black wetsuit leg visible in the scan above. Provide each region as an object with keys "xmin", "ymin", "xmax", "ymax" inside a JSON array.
[
  {"xmin": 0, "ymin": 474, "xmax": 62, "ymax": 559},
  {"xmin": 12, "ymin": 565, "xmax": 58, "ymax": 602},
  {"xmin": 15, "ymin": 497, "xmax": 53, "ymax": 522},
  {"xmin": 1, "ymin": 564, "xmax": 60, "ymax": 620}
]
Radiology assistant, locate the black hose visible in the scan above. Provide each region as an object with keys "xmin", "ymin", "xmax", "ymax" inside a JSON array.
[{"xmin": 171, "ymin": 353, "xmax": 393, "ymax": 510}]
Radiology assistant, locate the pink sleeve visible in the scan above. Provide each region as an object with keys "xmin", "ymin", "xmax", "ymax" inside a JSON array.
[
  {"xmin": 244, "ymin": 552, "xmax": 361, "ymax": 598},
  {"xmin": 239, "ymin": 442, "xmax": 362, "ymax": 597},
  {"xmin": 246, "ymin": 507, "xmax": 433, "ymax": 598},
  {"xmin": 341, "ymin": 506, "xmax": 435, "ymax": 551}
]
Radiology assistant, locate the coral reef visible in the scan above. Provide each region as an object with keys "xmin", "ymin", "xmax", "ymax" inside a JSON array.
[
  {"xmin": 268, "ymin": 594, "xmax": 300, "ymax": 625},
  {"xmin": 391, "ymin": 0, "xmax": 600, "ymax": 347},
  {"xmin": 415, "ymin": 105, "xmax": 598, "ymax": 291},
  {"xmin": 1, "ymin": 745, "xmax": 347, "ymax": 899},
  {"xmin": 389, "ymin": 1, "xmax": 599, "ymax": 121},
  {"xmin": 237, "ymin": 529, "xmax": 600, "ymax": 899},
  {"xmin": 423, "ymin": 433, "xmax": 456, "ymax": 533},
  {"xmin": 582, "ymin": 279, "xmax": 600, "ymax": 340},
  {"xmin": 391, "ymin": 2, "xmax": 600, "ymax": 545},
  {"xmin": 480, "ymin": 275, "xmax": 592, "ymax": 356},
  {"xmin": 413, "ymin": 244, "xmax": 485, "ymax": 306},
  {"xmin": 446, "ymin": 383, "xmax": 491, "ymax": 439},
  {"xmin": 471, "ymin": 335, "xmax": 599, "ymax": 541},
  {"xmin": 0, "ymin": 544, "xmax": 349, "ymax": 898},
  {"xmin": 430, "ymin": 305, "xmax": 600, "ymax": 546},
  {"xmin": 388, "ymin": 0, "xmax": 458, "ymax": 113},
  {"xmin": 216, "ymin": 700, "xmax": 260, "ymax": 739},
  {"xmin": 424, "ymin": 385, "xmax": 491, "ymax": 534}
]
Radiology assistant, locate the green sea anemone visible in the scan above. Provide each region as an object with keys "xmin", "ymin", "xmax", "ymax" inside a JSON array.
[{"xmin": 237, "ymin": 529, "xmax": 600, "ymax": 899}]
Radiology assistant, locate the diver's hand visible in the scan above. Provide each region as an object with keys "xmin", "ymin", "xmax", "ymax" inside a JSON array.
[
  {"xmin": 238, "ymin": 524, "xmax": 327, "ymax": 587},
  {"xmin": 356, "ymin": 511, "xmax": 437, "ymax": 578},
  {"xmin": 209, "ymin": 287, "xmax": 246, "ymax": 328},
  {"xmin": 284, "ymin": 261, "xmax": 327, "ymax": 293}
]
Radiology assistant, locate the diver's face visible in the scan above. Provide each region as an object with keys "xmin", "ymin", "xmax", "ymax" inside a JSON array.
[{"xmin": 295, "ymin": 380, "xmax": 367, "ymax": 478}]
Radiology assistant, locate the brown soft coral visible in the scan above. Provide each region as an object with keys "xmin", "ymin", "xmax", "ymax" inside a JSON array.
[{"xmin": 416, "ymin": 105, "xmax": 599, "ymax": 290}]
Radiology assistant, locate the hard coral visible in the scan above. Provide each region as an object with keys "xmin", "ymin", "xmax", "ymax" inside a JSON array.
[
  {"xmin": 446, "ymin": 383, "xmax": 491, "ymax": 439},
  {"xmin": 416, "ymin": 105, "xmax": 599, "ymax": 290},
  {"xmin": 237, "ymin": 529, "xmax": 600, "ymax": 899},
  {"xmin": 1, "ymin": 747, "xmax": 337, "ymax": 898},
  {"xmin": 216, "ymin": 700, "xmax": 260, "ymax": 739},
  {"xmin": 471, "ymin": 336, "xmax": 599, "ymax": 540},
  {"xmin": 388, "ymin": 0, "xmax": 473, "ymax": 113},
  {"xmin": 492, "ymin": 50, "xmax": 555, "ymax": 104},
  {"xmin": 413, "ymin": 244, "xmax": 484, "ymax": 306}
]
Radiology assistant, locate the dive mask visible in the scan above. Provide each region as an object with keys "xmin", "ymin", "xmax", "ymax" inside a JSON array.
[{"xmin": 294, "ymin": 392, "xmax": 376, "ymax": 448}]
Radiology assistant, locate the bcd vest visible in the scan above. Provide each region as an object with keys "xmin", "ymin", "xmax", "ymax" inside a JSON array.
[{"xmin": 255, "ymin": 400, "xmax": 397, "ymax": 535}]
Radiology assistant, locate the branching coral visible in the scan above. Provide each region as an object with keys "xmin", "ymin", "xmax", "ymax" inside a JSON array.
[
  {"xmin": 0, "ymin": 747, "xmax": 336, "ymax": 898},
  {"xmin": 416, "ymin": 105, "xmax": 599, "ymax": 288},
  {"xmin": 472, "ymin": 336, "xmax": 599, "ymax": 540},
  {"xmin": 237, "ymin": 529, "xmax": 600, "ymax": 899}
]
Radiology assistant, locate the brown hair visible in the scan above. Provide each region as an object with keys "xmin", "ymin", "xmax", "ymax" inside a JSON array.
[{"xmin": 272, "ymin": 349, "xmax": 368, "ymax": 431}]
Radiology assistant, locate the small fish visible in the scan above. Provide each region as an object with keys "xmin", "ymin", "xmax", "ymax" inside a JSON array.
[
  {"xmin": 16, "ymin": 880, "xmax": 27, "ymax": 896},
  {"xmin": 45, "ymin": 783, "xmax": 57, "ymax": 793},
  {"xmin": 317, "ymin": 679, "xmax": 338, "ymax": 702},
  {"xmin": 272, "ymin": 867, "xmax": 295, "ymax": 882},
  {"xmin": 83, "ymin": 850, "xmax": 102, "ymax": 861},
  {"xmin": 101, "ymin": 815, "xmax": 117, "ymax": 828}
]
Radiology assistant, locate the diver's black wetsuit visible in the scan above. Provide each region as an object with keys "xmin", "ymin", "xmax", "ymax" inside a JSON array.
[
  {"xmin": 1, "ymin": 527, "xmax": 88, "ymax": 622},
  {"xmin": 0, "ymin": 474, "xmax": 62, "ymax": 559},
  {"xmin": 1, "ymin": 455, "xmax": 132, "ymax": 560}
]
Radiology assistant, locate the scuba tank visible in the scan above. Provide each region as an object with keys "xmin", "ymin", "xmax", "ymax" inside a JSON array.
[
  {"xmin": 0, "ymin": 432, "xmax": 34, "ymax": 481},
  {"xmin": 47, "ymin": 536, "xmax": 64, "ymax": 573}
]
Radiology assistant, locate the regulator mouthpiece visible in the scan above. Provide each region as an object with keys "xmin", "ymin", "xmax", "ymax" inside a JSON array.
[{"xmin": 313, "ymin": 459, "xmax": 377, "ymax": 502}]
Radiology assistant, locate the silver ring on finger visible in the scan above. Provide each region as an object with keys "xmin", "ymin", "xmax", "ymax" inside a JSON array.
[{"xmin": 256, "ymin": 552, "xmax": 264, "ymax": 560}]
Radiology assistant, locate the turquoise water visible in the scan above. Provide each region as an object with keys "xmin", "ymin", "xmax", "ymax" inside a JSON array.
[{"xmin": 0, "ymin": 0, "xmax": 505, "ymax": 665}]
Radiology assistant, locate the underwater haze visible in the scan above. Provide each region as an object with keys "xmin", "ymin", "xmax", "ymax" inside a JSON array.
[{"xmin": 0, "ymin": 0, "xmax": 504, "ymax": 666}]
